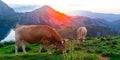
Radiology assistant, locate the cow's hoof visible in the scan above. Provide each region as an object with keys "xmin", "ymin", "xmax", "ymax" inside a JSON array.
[
  {"xmin": 54, "ymin": 51, "xmax": 62, "ymax": 55},
  {"xmin": 24, "ymin": 52, "xmax": 27, "ymax": 54},
  {"xmin": 15, "ymin": 53, "xmax": 18, "ymax": 56},
  {"xmin": 48, "ymin": 52, "xmax": 52, "ymax": 55},
  {"xmin": 38, "ymin": 52, "xmax": 41, "ymax": 54},
  {"xmin": 15, "ymin": 54, "xmax": 18, "ymax": 56}
]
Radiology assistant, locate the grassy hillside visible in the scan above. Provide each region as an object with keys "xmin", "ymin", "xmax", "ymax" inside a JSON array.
[{"xmin": 0, "ymin": 36, "xmax": 120, "ymax": 60}]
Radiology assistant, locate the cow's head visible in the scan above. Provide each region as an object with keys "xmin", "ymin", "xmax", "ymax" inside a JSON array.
[
  {"xmin": 56, "ymin": 39, "xmax": 66, "ymax": 52},
  {"xmin": 78, "ymin": 38, "xmax": 85, "ymax": 43}
]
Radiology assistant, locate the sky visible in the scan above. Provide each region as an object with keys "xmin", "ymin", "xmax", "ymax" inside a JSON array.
[{"xmin": 2, "ymin": 0, "xmax": 120, "ymax": 14}]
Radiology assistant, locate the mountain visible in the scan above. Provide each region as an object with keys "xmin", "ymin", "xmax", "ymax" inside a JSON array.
[
  {"xmin": 72, "ymin": 16, "xmax": 110, "ymax": 27},
  {"xmin": 112, "ymin": 19, "xmax": 120, "ymax": 25},
  {"xmin": 18, "ymin": 5, "xmax": 73, "ymax": 28},
  {"xmin": 71, "ymin": 16, "xmax": 118, "ymax": 37},
  {"xmin": 15, "ymin": 5, "xmax": 120, "ymax": 38},
  {"xmin": 69, "ymin": 11, "xmax": 120, "ymax": 22},
  {"xmin": 111, "ymin": 19, "xmax": 120, "ymax": 33},
  {"xmin": 0, "ymin": 0, "xmax": 18, "ymax": 40},
  {"xmin": 0, "ymin": 0, "xmax": 15, "ymax": 18},
  {"xmin": 18, "ymin": 5, "xmax": 76, "ymax": 39},
  {"xmin": 0, "ymin": 0, "xmax": 119, "ymax": 41}
]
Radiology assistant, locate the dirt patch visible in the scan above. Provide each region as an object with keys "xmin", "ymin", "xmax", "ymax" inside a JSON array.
[{"xmin": 98, "ymin": 55, "xmax": 109, "ymax": 60}]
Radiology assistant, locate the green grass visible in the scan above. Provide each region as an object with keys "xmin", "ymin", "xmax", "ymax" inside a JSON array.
[
  {"xmin": 0, "ymin": 36, "xmax": 120, "ymax": 60},
  {"xmin": 0, "ymin": 44, "xmax": 63, "ymax": 60},
  {"xmin": 0, "ymin": 53, "xmax": 63, "ymax": 60},
  {"xmin": 110, "ymin": 57, "xmax": 120, "ymax": 60}
]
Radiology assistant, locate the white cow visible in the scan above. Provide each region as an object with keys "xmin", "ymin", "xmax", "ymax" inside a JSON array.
[{"xmin": 77, "ymin": 27, "xmax": 87, "ymax": 43}]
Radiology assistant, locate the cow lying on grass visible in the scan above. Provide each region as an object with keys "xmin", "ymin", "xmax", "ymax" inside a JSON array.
[
  {"xmin": 77, "ymin": 27, "xmax": 87, "ymax": 43},
  {"xmin": 15, "ymin": 25, "xmax": 66, "ymax": 55}
]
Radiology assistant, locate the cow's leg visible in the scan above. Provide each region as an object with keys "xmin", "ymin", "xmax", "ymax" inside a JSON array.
[
  {"xmin": 39, "ymin": 44, "xmax": 43, "ymax": 54},
  {"xmin": 78, "ymin": 38, "xmax": 80, "ymax": 43},
  {"xmin": 80, "ymin": 38, "xmax": 83, "ymax": 42},
  {"xmin": 46, "ymin": 46, "xmax": 52, "ymax": 54},
  {"xmin": 78, "ymin": 36, "xmax": 80, "ymax": 43},
  {"xmin": 15, "ymin": 39, "xmax": 21, "ymax": 55},
  {"xmin": 22, "ymin": 40, "xmax": 27, "ymax": 54},
  {"xmin": 83, "ymin": 37, "xmax": 85, "ymax": 42}
]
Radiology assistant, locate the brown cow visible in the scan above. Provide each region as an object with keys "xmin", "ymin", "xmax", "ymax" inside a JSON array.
[
  {"xmin": 15, "ymin": 25, "xmax": 66, "ymax": 55},
  {"xmin": 77, "ymin": 27, "xmax": 87, "ymax": 43}
]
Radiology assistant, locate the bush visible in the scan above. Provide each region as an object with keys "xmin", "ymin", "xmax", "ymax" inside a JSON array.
[
  {"xmin": 0, "ymin": 42, "xmax": 4, "ymax": 47},
  {"xmin": 100, "ymin": 37, "xmax": 106, "ymax": 41},
  {"xmin": 4, "ymin": 41, "xmax": 15, "ymax": 45}
]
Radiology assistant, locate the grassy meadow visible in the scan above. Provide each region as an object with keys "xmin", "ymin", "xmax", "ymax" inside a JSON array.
[{"xmin": 0, "ymin": 36, "xmax": 120, "ymax": 60}]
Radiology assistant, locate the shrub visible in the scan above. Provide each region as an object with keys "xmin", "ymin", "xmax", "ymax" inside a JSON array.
[
  {"xmin": 0, "ymin": 42, "xmax": 4, "ymax": 47},
  {"xmin": 100, "ymin": 37, "xmax": 106, "ymax": 41},
  {"xmin": 4, "ymin": 41, "xmax": 15, "ymax": 45}
]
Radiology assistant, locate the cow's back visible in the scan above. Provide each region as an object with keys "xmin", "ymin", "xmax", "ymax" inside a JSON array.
[
  {"xmin": 15, "ymin": 25, "xmax": 61, "ymax": 44},
  {"xmin": 77, "ymin": 27, "xmax": 87, "ymax": 37}
]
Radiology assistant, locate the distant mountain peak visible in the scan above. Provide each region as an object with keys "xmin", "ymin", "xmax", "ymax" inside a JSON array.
[
  {"xmin": 0, "ymin": 0, "xmax": 14, "ymax": 11},
  {"xmin": 69, "ymin": 10, "xmax": 120, "ymax": 22},
  {"xmin": 0, "ymin": 0, "xmax": 15, "ymax": 17},
  {"xmin": 19, "ymin": 5, "xmax": 73, "ymax": 27},
  {"xmin": 32, "ymin": 5, "xmax": 54, "ymax": 13},
  {"xmin": 41, "ymin": 5, "xmax": 54, "ymax": 10}
]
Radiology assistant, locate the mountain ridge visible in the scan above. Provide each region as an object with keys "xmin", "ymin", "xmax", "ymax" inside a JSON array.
[
  {"xmin": 69, "ymin": 10, "xmax": 120, "ymax": 22},
  {"xmin": 0, "ymin": 0, "xmax": 15, "ymax": 18},
  {"xmin": 18, "ymin": 5, "xmax": 73, "ymax": 28}
]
